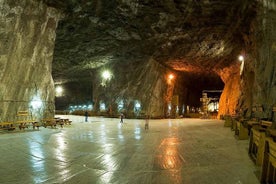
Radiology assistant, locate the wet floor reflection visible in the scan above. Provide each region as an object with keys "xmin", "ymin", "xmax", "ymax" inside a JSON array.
[
  {"xmin": 168, "ymin": 119, "xmax": 173, "ymax": 127},
  {"xmin": 117, "ymin": 123, "xmax": 125, "ymax": 141},
  {"xmin": 55, "ymin": 133, "xmax": 67, "ymax": 162},
  {"xmin": 0, "ymin": 116, "xmax": 260, "ymax": 184},
  {"xmin": 100, "ymin": 171, "xmax": 113, "ymax": 184},
  {"xmin": 101, "ymin": 154, "xmax": 117, "ymax": 171},
  {"xmin": 100, "ymin": 123, "xmax": 107, "ymax": 144},
  {"xmin": 134, "ymin": 125, "xmax": 141, "ymax": 140},
  {"xmin": 52, "ymin": 132, "xmax": 72, "ymax": 182},
  {"xmin": 154, "ymin": 137, "xmax": 183, "ymax": 183},
  {"xmin": 27, "ymin": 135, "xmax": 46, "ymax": 183}
]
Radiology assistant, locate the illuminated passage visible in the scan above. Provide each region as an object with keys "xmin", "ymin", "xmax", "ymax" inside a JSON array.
[{"xmin": 0, "ymin": 116, "xmax": 259, "ymax": 184}]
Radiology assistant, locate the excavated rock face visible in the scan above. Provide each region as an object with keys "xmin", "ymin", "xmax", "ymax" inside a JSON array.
[
  {"xmin": 239, "ymin": 0, "xmax": 276, "ymax": 121},
  {"xmin": 47, "ymin": 0, "xmax": 255, "ymax": 76},
  {"xmin": 2, "ymin": 0, "xmax": 275, "ymax": 120},
  {"xmin": 0, "ymin": 0, "xmax": 60, "ymax": 121},
  {"xmin": 45, "ymin": 0, "xmax": 259, "ymax": 117}
]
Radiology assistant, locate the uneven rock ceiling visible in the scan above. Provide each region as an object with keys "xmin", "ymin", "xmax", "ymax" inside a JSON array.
[{"xmin": 44, "ymin": 0, "xmax": 256, "ymax": 83}]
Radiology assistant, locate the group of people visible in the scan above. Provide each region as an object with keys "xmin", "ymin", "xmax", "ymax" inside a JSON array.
[{"xmin": 84, "ymin": 111, "xmax": 149, "ymax": 130}]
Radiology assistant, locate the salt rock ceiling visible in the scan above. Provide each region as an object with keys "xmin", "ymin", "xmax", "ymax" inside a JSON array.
[{"xmin": 44, "ymin": 0, "xmax": 257, "ymax": 82}]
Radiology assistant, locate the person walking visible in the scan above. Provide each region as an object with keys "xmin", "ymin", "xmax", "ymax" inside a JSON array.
[
  {"xmin": 85, "ymin": 111, "xmax": 88, "ymax": 122},
  {"xmin": 145, "ymin": 115, "xmax": 149, "ymax": 130},
  {"xmin": 120, "ymin": 113, "xmax": 124, "ymax": 124}
]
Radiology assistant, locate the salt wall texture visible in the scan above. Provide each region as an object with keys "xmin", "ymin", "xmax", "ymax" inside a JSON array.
[
  {"xmin": 217, "ymin": 63, "xmax": 241, "ymax": 117},
  {"xmin": 0, "ymin": 0, "xmax": 60, "ymax": 121},
  {"xmin": 92, "ymin": 58, "xmax": 175, "ymax": 118},
  {"xmin": 239, "ymin": 0, "xmax": 276, "ymax": 121}
]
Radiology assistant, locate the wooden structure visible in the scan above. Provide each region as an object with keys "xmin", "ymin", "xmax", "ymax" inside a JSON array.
[
  {"xmin": 235, "ymin": 119, "xmax": 249, "ymax": 140},
  {"xmin": 260, "ymin": 134, "xmax": 276, "ymax": 183},
  {"xmin": 248, "ymin": 120, "xmax": 272, "ymax": 165},
  {"xmin": 16, "ymin": 111, "xmax": 39, "ymax": 130},
  {"xmin": 0, "ymin": 122, "xmax": 16, "ymax": 131},
  {"xmin": 0, "ymin": 111, "xmax": 39, "ymax": 131},
  {"xmin": 41, "ymin": 117, "xmax": 72, "ymax": 128},
  {"xmin": 224, "ymin": 115, "xmax": 233, "ymax": 127},
  {"xmin": 249, "ymin": 127, "xmax": 267, "ymax": 165},
  {"xmin": 41, "ymin": 118, "xmax": 57, "ymax": 128}
]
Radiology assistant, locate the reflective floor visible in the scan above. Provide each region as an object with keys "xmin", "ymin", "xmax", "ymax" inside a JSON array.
[{"xmin": 0, "ymin": 116, "xmax": 259, "ymax": 184}]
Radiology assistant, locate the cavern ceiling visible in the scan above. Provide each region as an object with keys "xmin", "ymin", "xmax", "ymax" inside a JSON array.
[{"xmin": 44, "ymin": 0, "xmax": 257, "ymax": 83}]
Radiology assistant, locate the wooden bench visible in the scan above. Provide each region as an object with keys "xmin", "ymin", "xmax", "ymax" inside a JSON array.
[
  {"xmin": 247, "ymin": 120, "xmax": 260, "ymax": 130},
  {"xmin": 248, "ymin": 127, "xmax": 267, "ymax": 165},
  {"xmin": 261, "ymin": 120, "xmax": 273, "ymax": 128},
  {"xmin": 260, "ymin": 136, "xmax": 276, "ymax": 183},
  {"xmin": 55, "ymin": 117, "xmax": 72, "ymax": 127},
  {"xmin": 0, "ymin": 122, "xmax": 16, "ymax": 131},
  {"xmin": 55, "ymin": 118, "xmax": 65, "ymax": 127},
  {"xmin": 235, "ymin": 119, "xmax": 250, "ymax": 140},
  {"xmin": 231, "ymin": 118, "xmax": 238, "ymax": 131},
  {"xmin": 62, "ymin": 118, "xmax": 72, "ymax": 125},
  {"xmin": 41, "ymin": 119, "xmax": 57, "ymax": 128},
  {"xmin": 15, "ymin": 120, "xmax": 40, "ymax": 130},
  {"xmin": 16, "ymin": 111, "xmax": 39, "ymax": 130},
  {"xmin": 224, "ymin": 115, "xmax": 233, "ymax": 127},
  {"xmin": 42, "ymin": 117, "xmax": 72, "ymax": 128}
]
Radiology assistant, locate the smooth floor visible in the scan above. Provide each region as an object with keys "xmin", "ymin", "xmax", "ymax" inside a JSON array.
[{"xmin": 0, "ymin": 115, "xmax": 260, "ymax": 184}]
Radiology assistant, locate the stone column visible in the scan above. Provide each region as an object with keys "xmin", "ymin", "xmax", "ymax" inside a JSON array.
[
  {"xmin": 217, "ymin": 63, "xmax": 241, "ymax": 117},
  {"xmin": 92, "ymin": 58, "xmax": 172, "ymax": 118}
]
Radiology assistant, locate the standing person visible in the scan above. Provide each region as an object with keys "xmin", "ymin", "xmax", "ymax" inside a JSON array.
[
  {"xmin": 120, "ymin": 113, "xmax": 124, "ymax": 124},
  {"xmin": 85, "ymin": 111, "xmax": 88, "ymax": 122},
  {"xmin": 145, "ymin": 115, "xmax": 149, "ymax": 130}
]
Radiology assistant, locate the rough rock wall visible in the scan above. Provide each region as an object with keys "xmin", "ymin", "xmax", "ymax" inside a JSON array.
[
  {"xmin": 217, "ymin": 63, "xmax": 241, "ymax": 117},
  {"xmin": 92, "ymin": 58, "xmax": 174, "ymax": 118},
  {"xmin": 238, "ymin": 0, "xmax": 276, "ymax": 121},
  {"xmin": 0, "ymin": 0, "xmax": 60, "ymax": 121}
]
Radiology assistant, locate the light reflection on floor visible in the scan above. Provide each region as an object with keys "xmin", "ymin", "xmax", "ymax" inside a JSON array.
[
  {"xmin": 0, "ymin": 116, "xmax": 259, "ymax": 184},
  {"xmin": 27, "ymin": 136, "xmax": 46, "ymax": 184},
  {"xmin": 134, "ymin": 125, "xmax": 141, "ymax": 140}
]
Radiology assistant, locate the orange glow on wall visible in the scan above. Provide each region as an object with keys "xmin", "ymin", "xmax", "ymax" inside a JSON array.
[
  {"xmin": 168, "ymin": 74, "xmax": 174, "ymax": 80},
  {"xmin": 167, "ymin": 73, "xmax": 175, "ymax": 85}
]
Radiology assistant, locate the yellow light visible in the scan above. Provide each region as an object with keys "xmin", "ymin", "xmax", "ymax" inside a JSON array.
[
  {"xmin": 168, "ymin": 74, "xmax": 174, "ymax": 80},
  {"xmin": 102, "ymin": 70, "xmax": 111, "ymax": 80},
  {"xmin": 55, "ymin": 86, "xmax": 63, "ymax": 97},
  {"xmin": 56, "ymin": 86, "xmax": 63, "ymax": 94},
  {"xmin": 238, "ymin": 55, "xmax": 244, "ymax": 62}
]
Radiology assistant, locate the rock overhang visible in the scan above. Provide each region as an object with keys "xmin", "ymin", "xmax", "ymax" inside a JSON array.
[{"xmin": 43, "ymin": 0, "xmax": 257, "ymax": 85}]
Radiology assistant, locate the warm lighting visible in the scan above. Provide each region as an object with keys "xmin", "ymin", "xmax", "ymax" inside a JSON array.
[
  {"xmin": 55, "ymin": 86, "xmax": 63, "ymax": 96},
  {"xmin": 238, "ymin": 55, "xmax": 245, "ymax": 75},
  {"xmin": 101, "ymin": 70, "xmax": 112, "ymax": 86},
  {"xmin": 102, "ymin": 70, "xmax": 111, "ymax": 80},
  {"xmin": 168, "ymin": 74, "xmax": 174, "ymax": 80},
  {"xmin": 167, "ymin": 73, "xmax": 175, "ymax": 85},
  {"xmin": 238, "ymin": 55, "xmax": 244, "ymax": 62}
]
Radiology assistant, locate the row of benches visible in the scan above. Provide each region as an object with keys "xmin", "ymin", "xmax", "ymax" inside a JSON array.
[
  {"xmin": 223, "ymin": 115, "xmax": 276, "ymax": 183},
  {"xmin": 249, "ymin": 123, "xmax": 276, "ymax": 183},
  {"xmin": 0, "ymin": 111, "xmax": 72, "ymax": 131},
  {"xmin": 0, "ymin": 118, "xmax": 72, "ymax": 131}
]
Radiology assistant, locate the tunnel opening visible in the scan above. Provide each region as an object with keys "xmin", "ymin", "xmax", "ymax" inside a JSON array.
[
  {"xmin": 55, "ymin": 80, "xmax": 93, "ymax": 111},
  {"xmin": 173, "ymin": 70, "xmax": 224, "ymax": 118}
]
